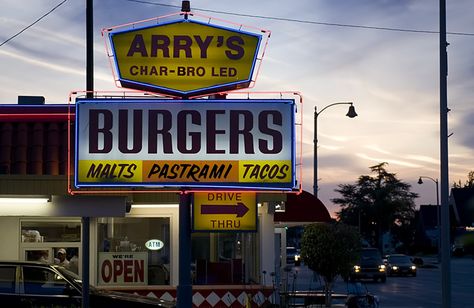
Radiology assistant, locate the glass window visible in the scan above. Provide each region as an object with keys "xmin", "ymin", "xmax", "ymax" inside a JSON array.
[
  {"xmin": 0, "ymin": 266, "xmax": 16, "ymax": 293},
  {"xmin": 53, "ymin": 248, "xmax": 80, "ymax": 274},
  {"xmin": 21, "ymin": 222, "xmax": 81, "ymax": 243},
  {"xmin": 96, "ymin": 217, "xmax": 171, "ymax": 286},
  {"xmin": 192, "ymin": 232, "xmax": 259, "ymax": 285},
  {"xmin": 25, "ymin": 250, "xmax": 50, "ymax": 263},
  {"xmin": 23, "ymin": 266, "xmax": 69, "ymax": 295}
]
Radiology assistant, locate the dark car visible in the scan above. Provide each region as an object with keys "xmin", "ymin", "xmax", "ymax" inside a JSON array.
[
  {"xmin": 349, "ymin": 248, "xmax": 387, "ymax": 283},
  {"xmin": 383, "ymin": 254, "xmax": 417, "ymax": 277},
  {"xmin": 0, "ymin": 261, "xmax": 175, "ymax": 307}
]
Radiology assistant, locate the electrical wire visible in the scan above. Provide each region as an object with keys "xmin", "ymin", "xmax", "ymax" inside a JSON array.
[
  {"xmin": 125, "ymin": 0, "xmax": 474, "ymax": 37},
  {"xmin": 0, "ymin": 0, "xmax": 68, "ymax": 47},
  {"xmin": 1, "ymin": 0, "xmax": 472, "ymax": 48}
]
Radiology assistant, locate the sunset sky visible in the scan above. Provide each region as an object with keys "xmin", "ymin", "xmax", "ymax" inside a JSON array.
[{"xmin": 1, "ymin": 0, "xmax": 473, "ymax": 216}]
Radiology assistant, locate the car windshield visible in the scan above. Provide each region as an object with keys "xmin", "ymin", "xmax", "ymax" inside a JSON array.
[
  {"xmin": 287, "ymin": 247, "xmax": 297, "ymax": 255},
  {"xmin": 389, "ymin": 255, "xmax": 411, "ymax": 263},
  {"xmin": 361, "ymin": 249, "xmax": 380, "ymax": 258},
  {"xmin": 55, "ymin": 266, "xmax": 97, "ymax": 291}
]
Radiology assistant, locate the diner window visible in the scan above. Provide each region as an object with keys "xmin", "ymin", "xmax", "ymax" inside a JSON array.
[
  {"xmin": 21, "ymin": 222, "xmax": 81, "ymax": 243},
  {"xmin": 96, "ymin": 217, "xmax": 171, "ymax": 286},
  {"xmin": 192, "ymin": 232, "xmax": 259, "ymax": 285},
  {"xmin": 25, "ymin": 250, "xmax": 50, "ymax": 263},
  {"xmin": 20, "ymin": 220, "xmax": 82, "ymax": 275}
]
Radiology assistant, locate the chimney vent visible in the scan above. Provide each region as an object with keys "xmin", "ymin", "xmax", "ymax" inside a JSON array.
[{"xmin": 18, "ymin": 96, "xmax": 45, "ymax": 105}]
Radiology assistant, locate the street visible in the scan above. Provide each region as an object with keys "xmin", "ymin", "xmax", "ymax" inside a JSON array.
[{"xmin": 283, "ymin": 257, "xmax": 474, "ymax": 307}]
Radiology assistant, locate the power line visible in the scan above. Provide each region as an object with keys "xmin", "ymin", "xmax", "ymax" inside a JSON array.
[
  {"xmin": 125, "ymin": 0, "xmax": 474, "ymax": 37},
  {"xmin": 0, "ymin": 0, "xmax": 68, "ymax": 47},
  {"xmin": 1, "ymin": 0, "xmax": 471, "ymax": 49}
]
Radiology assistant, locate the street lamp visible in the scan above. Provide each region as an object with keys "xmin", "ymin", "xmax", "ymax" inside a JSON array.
[
  {"xmin": 418, "ymin": 176, "xmax": 440, "ymax": 262},
  {"xmin": 313, "ymin": 102, "xmax": 357, "ymax": 198}
]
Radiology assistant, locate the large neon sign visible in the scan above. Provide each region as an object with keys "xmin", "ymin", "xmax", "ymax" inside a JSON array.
[{"xmin": 75, "ymin": 98, "xmax": 296, "ymax": 190}]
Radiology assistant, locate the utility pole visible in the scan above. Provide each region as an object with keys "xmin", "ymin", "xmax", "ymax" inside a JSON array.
[{"xmin": 439, "ymin": 0, "xmax": 451, "ymax": 307}]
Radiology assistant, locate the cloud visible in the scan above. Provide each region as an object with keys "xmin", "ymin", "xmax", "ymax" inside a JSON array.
[
  {"xmin": 356, "ymin": 153, "xmax": 423, "ymax": 168},
  {"xmin": 404, "ymin": 154, "xmax": 438, "ymax": 165},
  {"xmin": 0, "ymin": 49, "xmax": 110, "ymax": 82},
  {"xmin": 319, "ymin": 132, "xmax": 350, "ymax": 143},
  {"xmin": 453, "ymin": 110, "xmax": 474, "ymax": 150},
  {"xmin": 364, "ymin": 144, "xmax": 391, "ymax": 155}
]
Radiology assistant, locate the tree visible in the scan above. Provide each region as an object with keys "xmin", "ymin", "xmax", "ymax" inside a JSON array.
[
  {"xmin": 453, "ymin": 170, "xmax": 474, "ymax": 188},
  {"xmin": 333, "ymin": 163, "xmax": 418, "ymax": 252},
  {"xmin": 301, "ymin": 223, "xmax": 361, "ymax": 307}
]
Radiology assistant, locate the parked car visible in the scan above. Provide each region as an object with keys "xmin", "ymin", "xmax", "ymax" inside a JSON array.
[
  {"xmin": 286, "ymin": 247, "xmax": 301, "ymax": 266},
  {"xmin": 349, "ymin": 248, "xmax": 386, "ymax": 283},
  {"xmin": 383, "ymin": 254, "xmax": 417, "ymax": 277},
  {"xmin": 0, "ymin": 261, "xmax": 175, "ymax": 307}
]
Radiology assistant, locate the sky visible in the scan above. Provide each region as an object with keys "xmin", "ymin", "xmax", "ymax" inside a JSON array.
[{"xmin": 1, "ymin": 0, "xmax": 473, "ymax": 216}]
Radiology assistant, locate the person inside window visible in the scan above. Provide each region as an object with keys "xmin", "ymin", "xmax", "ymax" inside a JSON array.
[
  {"xmin": 30, "ymin": 250, "xmax": 48, "ymax": 263},
  {"xmin": 54, "ymin": 248, "xmax": 70, "ymax": 268},
  {"xmin": 68, "ymin": 252, "xmax": 79, "ymax": 274}
]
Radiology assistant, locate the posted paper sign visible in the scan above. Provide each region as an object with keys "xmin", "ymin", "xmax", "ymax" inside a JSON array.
[{"xmin": 98, "ymin": 252, "xmax": 148, "ymax": 286}]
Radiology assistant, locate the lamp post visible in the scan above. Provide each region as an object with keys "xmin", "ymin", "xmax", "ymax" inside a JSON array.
[
  {"xmin": 418, "ymin": 176, "xmax": 440, "ymax": 262},
  {"xmin": 313, "ymin": 102, "xmax": 357, "ymax": 198}
]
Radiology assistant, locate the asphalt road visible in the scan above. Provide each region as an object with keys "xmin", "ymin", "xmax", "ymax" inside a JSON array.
[{"xmin": 283, "ymin": 256, "xmax": 474, "ymax": 307}]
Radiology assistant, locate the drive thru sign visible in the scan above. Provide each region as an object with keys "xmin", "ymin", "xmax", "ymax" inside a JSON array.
[
  {"xmin": 107, "ymin": 19, "xmax": 261, "ymax": 97},
  {"xmin": 193, "ymin": 192, "xmax": 257, "ymax": 231}
]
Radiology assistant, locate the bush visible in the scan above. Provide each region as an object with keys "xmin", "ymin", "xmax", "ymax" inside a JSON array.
[{"xmin": 301, "ymin": 223, "xmax": 361, "ymax": 307}]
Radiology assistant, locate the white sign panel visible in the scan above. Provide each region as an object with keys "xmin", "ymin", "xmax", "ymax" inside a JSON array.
[
  {"xmin": 145, "ymin": 239, "xmax": 164, "ymax": 251},
  {"xmin": 98, "ymin": 252, "xmax": 148, "ymax": 286}
]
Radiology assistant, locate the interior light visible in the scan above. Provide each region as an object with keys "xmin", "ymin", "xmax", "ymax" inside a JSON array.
[
  {"xmin": 0, "ymin": 197, "xmax": 50, "ymax": 215},
  {"xmin": 0, "ymin": 197, "xmax": 50, "ymax": 204},
  {"xmin": 131, "ymin": 204, "xmax": 179, "ymax": 209},
  {"xmin": 275, "ymin": 203, "xmax": 285, "ymax": 212}
]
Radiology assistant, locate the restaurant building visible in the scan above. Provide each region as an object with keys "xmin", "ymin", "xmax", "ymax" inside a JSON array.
[{"xmin": 0, "ymin": 100, "xmax": 331, "ymax": 306}]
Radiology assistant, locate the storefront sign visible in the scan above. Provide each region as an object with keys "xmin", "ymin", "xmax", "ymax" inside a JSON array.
[
  {"xmin": 75, "ymin": 98, "xmax": 296, "ymax": 190},
  {"xmin": 107, "ymin": 20, "xmax": 261, "ymax": 97},
  {"xmin": 193, "ymin": 192, "xmax": 257, "ymax": 231},
  {"xmin": 98, "ymin": 252, "xmax": 148, "ymax": 286},
  {"xmin": 145, "ymin": 239, "xmax": 164, "ymax": 251}
]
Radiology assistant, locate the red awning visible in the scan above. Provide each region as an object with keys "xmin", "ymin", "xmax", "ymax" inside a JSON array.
[{"xmin": 274, "ymin": 190, "xmax": 331, "ymax": 227}]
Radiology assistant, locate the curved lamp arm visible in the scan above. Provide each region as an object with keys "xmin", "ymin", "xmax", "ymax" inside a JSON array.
[{"xmin": 313, "ymin": 102, "xmax": 357, "ymax": 197}]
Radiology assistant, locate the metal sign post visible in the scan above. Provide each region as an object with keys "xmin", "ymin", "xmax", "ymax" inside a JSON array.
[
  {"xmin": 83, "ymin": 0, "xmax": 93, "ymax": 307},
  {"xmin": 177, "ymin": 193, "xmax": 192, "ymax": 307}
]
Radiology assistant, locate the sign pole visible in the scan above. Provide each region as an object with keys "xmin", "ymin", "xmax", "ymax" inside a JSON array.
[
  {"xmin": 176, "ymin": 0, "xmax": 192, "ymax": 294},
  {"xmin": 83, "ymin": 1, "xmax": 93, "ymax": 307},
  {"xmin": 177, "ymin": 192, "xmax": 192, "ymax": 308}
]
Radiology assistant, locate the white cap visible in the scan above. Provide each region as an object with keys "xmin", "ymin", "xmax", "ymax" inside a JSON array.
[{"xmin": 58, "ymin": 248, "xmax": 66, "ymax": 255}]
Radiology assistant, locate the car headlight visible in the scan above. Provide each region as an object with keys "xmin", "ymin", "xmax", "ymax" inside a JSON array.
[
  {"xmin": 392, "ymin": 266, "xmax": 399, "ymax": 271},
  {"xmin": 354, "ymin": 265, "xmax": 361, "ymax": 273},
  {"xmin": 295, "ymin": 255, "xmax": 300, "ymax": 261},
  {"xmin": 411, "ymin": 265, "xmax": 416, "ymax": 270},
  {"xmin": 379, "ymin": 264, "xmax": 386, "ymax": 272}
]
